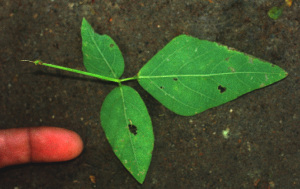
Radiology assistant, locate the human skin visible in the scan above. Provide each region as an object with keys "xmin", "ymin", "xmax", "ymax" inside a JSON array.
[{"xmin": 0, "ymin": 127, "xmax": 83, "ymax": 168}]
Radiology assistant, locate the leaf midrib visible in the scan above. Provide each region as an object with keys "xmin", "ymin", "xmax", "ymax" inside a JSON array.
[
  {"xmin": 119, "ymin": 86, "xmax": 141, "ymax": 176},
  {"xmin": 88, "ymin": 29, "xmax": 117, "ymax": 78},
  {"xmin": 138, "ymin": 71, "xmax": 283, "ymax": 79}
]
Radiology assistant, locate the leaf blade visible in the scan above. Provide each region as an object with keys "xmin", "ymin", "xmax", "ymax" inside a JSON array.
[
  {"xmin": 100, "ymin": 85, "xmax": 154, "ymax": 183},
  {"xmin": 138, "ymin": 35, "xmax": 287, "ymax": 116},
  {"xmin": 81, "ymin": 18, "xmax": 124, "ymax": 78}
]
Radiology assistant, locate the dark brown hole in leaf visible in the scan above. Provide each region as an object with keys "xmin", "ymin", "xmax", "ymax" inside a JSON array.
[
  {"xmin": 160, "ymin": 86, "xmax": 164, "ymax": 89},
  {"xmin": 218, "ymin": 85, "xmax": 226, "ymax": 93},
  {"xmin": 110, "ymin": 44, "xmax": 114, "ymax": 48},
  {"xmin": 173, "ymin": 78, "xmax": 178, "ymax": 81},
  {"xmin": 225, "ymin": 57, "xmax": 230, "ymax": 61},
  {"xmin": 128, "ymin": 124, "xmax": 137, "ymax": 135}
]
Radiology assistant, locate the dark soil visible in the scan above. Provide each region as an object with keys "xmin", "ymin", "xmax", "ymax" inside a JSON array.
[{"xmin": 0, "ymin": 0, "xmax": 299, "ymax": 188}]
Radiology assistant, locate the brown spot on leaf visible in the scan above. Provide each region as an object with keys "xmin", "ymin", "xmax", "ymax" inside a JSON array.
[
  {"xmin": 228, "ymin": 67, "xmax": 235, "ymax": 72},
  {"xmin": 249, "ymin": 57, "xmax": 254, "ymax": 64},
  {"xmin": 265, "ymin": 74, "xmax": 269, "ymax": 81}
]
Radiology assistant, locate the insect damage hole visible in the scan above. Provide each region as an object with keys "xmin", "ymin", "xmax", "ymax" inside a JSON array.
[
  {"xmin": 218, "ymin": 85, "xmax": 226, "ymax": 93},
  {"xmin": 128, "ymin": 120, "xmax": 137, "ymax": 135}
]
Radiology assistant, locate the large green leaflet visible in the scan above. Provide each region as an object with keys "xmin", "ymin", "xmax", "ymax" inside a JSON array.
[
  {"xmin": 81, "ymin": 18, "xmax": 124, "ymax": 78},
  {"xmin": 100, "ymin": 85, "xmax": 154, "ymax": 184},
  {"xmin": 138, "ymin": 35, "xmax": 288, "ymax": 116}
]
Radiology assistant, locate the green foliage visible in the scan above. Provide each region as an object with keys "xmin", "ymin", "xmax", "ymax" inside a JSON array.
[
  {"xmin": 138, "ymin": 35, "xmax": 287, "ymax": 116},
  {"xmin": 81, "ymin": 18, "xmax": 124, "ymax": 78},
  {"xmin": 100, "ymin": 85, "xmax": 153, "ymax": 183},
  {"xmin": 24, "ymin": 18, "xmax": 288, "ymax": 184}
]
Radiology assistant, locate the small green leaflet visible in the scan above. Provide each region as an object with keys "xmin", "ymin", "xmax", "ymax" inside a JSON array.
[
  {"xmin": 81, "ymin": 18, "xmax": 124, "ymax": 79},
  {"xmin": 138, "ymin": 35, "xmax": 287, "ymax": 116},
  {"xmin": 100, "ymin": 85, "xmax": 154, "ymax": 184}
]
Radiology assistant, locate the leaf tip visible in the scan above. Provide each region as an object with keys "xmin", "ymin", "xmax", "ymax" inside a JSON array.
[
  {"xmin": 137, "ymin": 178, "xmax": 145, "ymax": 184},
  {"xmin": 81, "ymin": 17, "xmax": 91, "ymax": 30},
  {"xmin": 82, "ymin": 17, "xmax": 87, "ymax": 24}
]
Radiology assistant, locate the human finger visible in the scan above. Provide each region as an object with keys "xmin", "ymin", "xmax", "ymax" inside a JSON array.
[{"xmin": 0, "ymin": 127, "xmax": 83, "ymax": 168}]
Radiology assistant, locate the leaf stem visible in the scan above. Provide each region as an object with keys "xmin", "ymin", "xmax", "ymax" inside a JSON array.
[
  {"xmin": 119, "ymin": 76, "xmax": 138, "ymax": 82},
  {"xmin": 21, "ymin": 60, "xmax": 120, "ymax": 83}
]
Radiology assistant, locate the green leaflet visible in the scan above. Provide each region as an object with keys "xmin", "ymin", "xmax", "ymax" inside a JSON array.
[
  {"xmin": 138, "ymin": 35, "xmax": 288, "ymax": 116},
  {"xmin": 81, "ymin": 18, "xmax": 124, "ymax": 79},
  {"xmin": 100, "ymin": 85, "xmax": 154, "ymax": 184}
]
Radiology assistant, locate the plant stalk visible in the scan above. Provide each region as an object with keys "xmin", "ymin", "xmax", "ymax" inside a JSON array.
[{"xmin": 21, "ymin": 60, "xmax": 121, "ymax": 83}]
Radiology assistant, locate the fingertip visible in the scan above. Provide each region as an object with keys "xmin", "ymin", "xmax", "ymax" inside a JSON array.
[{"xmin": 30, "ymin": 127, "xmax": 84, "ymax": 162}]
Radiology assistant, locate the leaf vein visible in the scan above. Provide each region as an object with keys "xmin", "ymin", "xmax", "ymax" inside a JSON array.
[{"xmin": 87, "ymin": 29, "xmax": 117, "ymax": 78}]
